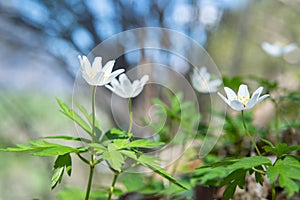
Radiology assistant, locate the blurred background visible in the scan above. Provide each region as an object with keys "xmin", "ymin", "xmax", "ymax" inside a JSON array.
[{"xmin": 0, "ymin": 0, "xmax": 300, "ymax": 199}]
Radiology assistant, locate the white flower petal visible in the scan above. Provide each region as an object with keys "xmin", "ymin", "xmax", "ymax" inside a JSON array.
[
  {"xmin": 119, "ymin": 74, "xmax": 132, "ymax": 93},
  {"xmin": 224, "ymin": 87, "xmax": 237, "ymax": 101},
  {"xmin": 229, "ymin": 100, "xmax": 245, "ymax": 111},
  {"xmin": 132, "ymin": 80, "xmax": 140, "ymax": 91},
  {"xmin": 105, "ymin": 84, "xmax": 115, "ymax": 92},
  {"xmin": 217, "ymin": 92, "xmax": 231, "ymax": 106},
  {"xmin": 245, "ymin": 93, "xmax": 260, "ymax": 110},
  {"xmin": 238, "ymin": 84, "xmax": 250, "ymax": 98},
  {"xmin": 257, "ymin": 94, "xmax": 270, "ymax": 104},
  {"xmin": 109, "ymin": 69, "xmax": 125, "ymax": 78},
  {"xmin": 283, "ymin": 43, "xmax": 297, "ymax": 54},
  {"xmin": 103, "ymin": 69, "xmax": 125, "ymax": 85},
  {"xmin": 82, "ymin": 56, "xmax": 92, "ymax": 71},
  {"xmin": 92, "ymin": 57, "xmax": 102, "ymax": 71},
  {"xmin": 261, "ymin": 42, "xmax": 282, "ymax": 57},
  {"xmin": 132, "ymin": 86, "xmax": 144, "ymax": 98},
  {"xmin": 200, "ymin": 67, "xmax": 210, "ymax": 81},
  {"xmin": 208, "ymin": 79, "xmax": 222, "ymax": 92},
  {"xmin": 251, "ymin": 87, "xmax": 263, "ymax": 99},
  {"xmin": 140, "ymin": 75, "xmax": 149, "ymax": 84},
  {"xmin": 102, "ymin": 60, "xmax": 115, "ymax": 76}
]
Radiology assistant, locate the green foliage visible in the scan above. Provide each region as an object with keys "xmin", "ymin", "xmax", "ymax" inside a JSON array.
[
  {"xmin": 120, "ymin": 150, "xmax": 189, "ymax": 190},
  {"xmin": 149, "ymin": 92, "xmax": 200, "ymax": 143},
  {"xmin": 262, "ymin": 140, "xmax": 300, "ymax": 158},
  {"xmin": 51, "ymin": 153, "xmax": 72, "ymax": 190},
  {"xmin": 103, "ymin": 143, "xmax": 125, "ymax": 172},
  {"xmin": 56, "ymin": 186, "xmax": 107, "ymax": 200},
  {"xmin": 267, "ymin": 156, "xmax": 300, "ymax": 197},
  {"xmin": 194, "ymin": 156, "xmax": 272, "ymax": 200},
  {"xmin": 0, "ymin": 140, "xmax": 87, "ymax": 156},
  {"xmin": 57, "ymin": 99, "xmax": 92, "ymax": 136}
]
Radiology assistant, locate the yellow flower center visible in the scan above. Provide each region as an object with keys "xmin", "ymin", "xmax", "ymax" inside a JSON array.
[
  {"xmin": 89, "ymin": 71, "xmax": 96, "ymax": 79},
  {"xmin": 103, "ymin": 75, "xmax": 109, "ymax": 80},
  {"xmin": 234, "ymin": 96, "xmax": 249, "ymax": 107}
]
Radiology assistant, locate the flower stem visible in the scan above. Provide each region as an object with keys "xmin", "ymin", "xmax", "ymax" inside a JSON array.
[
  {"xmin": 85, "ymin": 156, "xmax": 95, "ymax": 200},
  {"xmin": 107, "ymin": 172, "xmax": 119, "ymax": 200},
  {"xmin": 84, "ymin": 86, "xmax": 97, "ymax": 200},
  {"xmin": 271, "ymin": 182, "xmax": 276, "ymax": 200},
  {"xmin": 127, "ymin": 98, "xmax": 133, "ymax": 135},
  {"xmin": 91, "ymin": 86, "xmax": 96, "ymax": 141},
  {"xmin": 241, "ymin": 111, "xmax": 261, "ymax": 156}
]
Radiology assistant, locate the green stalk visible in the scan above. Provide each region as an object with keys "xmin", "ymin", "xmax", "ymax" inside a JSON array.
[
  {"xmin": 91, "ymin": 86, "xmax": 96, "ymax": 141},
  {"xmin": 84, "ymin": 86, "xmax": 97, "ymax": 200},
  {"xmin": 127, "ymin": 98, "xmax": 133, "ymax": 135},
  {"xmin": 241, "ymin": 111, "xmax": 261, "ymax": 156},
  {"xmin": 107, "ymin": 172, "xmax": 119, "ymax": 200},
  {"xmin": 85, "ymin": 157, "xmax": 95, "ymax": 200},
  {"xmin": 271, "ymin": 182, "xmax": 276, "ymax": 200}
]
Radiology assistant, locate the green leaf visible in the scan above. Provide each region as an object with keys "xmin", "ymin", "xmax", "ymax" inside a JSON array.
[
  {"xmin": 51, "ymin": 154, "xmax": 72, "ymax": 190},
  {"xmin": 56, "ymin": 99, "xmax": 92, "ymax": 136},
  {"xmin": 227, "ymin": 156, "xmax": 272, "ymax": 170},
  {"xmin": 222, "ymin": 169, "xmax": 246, "ymax": 200},
  {"xmin": 43, "ymin": 135, "xmax": 91, "ymax": 143},
  {"xmin": 263, "ymin": 141, "xmax": 300, "ymax": 158},
  {"xmin": 120, "ymin": 173, "xmax": 146, "ymax": 192},
  {"xmin": 51, "ymin": 167, "xmax": 64, "ymax": 190},
  {"xmin": 120, "ymin": 150, "xmax": 188, "ymax": 190},
  {"xmin": 0, "ymin": 140, "xmax": 85, "ymax": 156},
  {"xmin": 88, "ymin": 143, "xmax": 106, "ymax": 155},
  {"xmin": 194, "ymin": 166, "xmax": 229, "ymax": 186},
  {"xmin": 267, "ymin": 156, "xmax": 300, "ymax": 197},
  {"xmin": 33, "ymin": 145, "xmax": 80, "ymax": 156},
  {"xmin": 104, "ymin": 128, "xmax": 129, "ymax": 140},
  {"xmin": 103, "ymin": 143, "xmax": 124, "ymax": 172},
  {"xmin": 126, "ymin": 139, "xmax": 164, "ymax": 148}
]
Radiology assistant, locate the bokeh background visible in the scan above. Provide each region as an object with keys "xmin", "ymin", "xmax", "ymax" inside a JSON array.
[{"xmin": 0, "ymin": 0, "xmax": 300, "ymax": 199}]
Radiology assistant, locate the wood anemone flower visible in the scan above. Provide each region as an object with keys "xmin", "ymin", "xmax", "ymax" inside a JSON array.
[
  {"xmin": 190, "ymin": 67, "xmax": 222, "ymax": 93},
  {"xmin": 78, "ymin": 55, "xmax": 125, "ymax": 86},
  {"xmin": 218, "ymin": 84, "xmax": 269, "ymax": 111},
  {"xmin": 105, "ymin": 74, "xmax": 149, "ymax": 98}
]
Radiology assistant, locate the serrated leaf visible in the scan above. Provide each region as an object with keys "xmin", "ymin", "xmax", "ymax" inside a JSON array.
[
  {"xmin": 0, "ymin": 140, "xmax": 85, "ymax": 156},
  {"xmin": 228, "ymin": 156, "xmax": 272, "ymax": 170},
  {"xmin": 88, "ymin": 143, "xmax": 106, "ymax": 154},
  {"xmin": 126, "ymin": 139, "xmax": 164, "ymax": 148},
  {"xmin": 194, "ymin": 166, "xmax": 229, "ymax": 186},
  {"xmin": 279, "ymin": 176, "xmax": 299, "ymax": 198},
  {"xmin": 54, "ymin": 153, "xmax": 72, "ymax": 175},
  {"xmin": 104, "ymin": 128, "xmax": 129, "ymax": 140},
  {"xmin": 113, "ymin": 139, "xmax": 129, "ymax": 149},
  {"xmin": 103, "ymin": 143, "xmax": 124, "ymax": 172},
  {"xmin": 74, "ymin": 102, "xmax": 91, "ymax": 124},
  {"xmin": 267, "ymin": 156, "xmax": 300, "ymax": 197},
  {"xmin": 33, "ymin": 145, "xmax": 79, "ymax": 156},
  {"xmin": 222, "ymin": 169, "xmax": 246, "ymax": 200},
  {"xmin": 51, "ymin": 154, "xmax": 72, "ymax": 190},
  {"xmin": 223, "ymin": 181, "xmax": 237, "ymax": 200},
  {"xmin": 263, "ymin": 141, "xmax": 300, "ymax": 158},
  {"xmin": 56, "ymin": 99, "xmax": 92, "ymax": 136},
  {"xmin": 120, "ymin": 150, "xmax": 188, "ymax": 190},
  {"xmin": 51, "ymin": 167, "xmax": 64, "ymax": 190},
  {"xmin": 43, "ymin": 135, "xmax": 91, "ymax": 143}
]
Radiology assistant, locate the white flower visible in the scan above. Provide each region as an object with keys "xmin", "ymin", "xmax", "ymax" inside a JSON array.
[
  {"xmin": 78, "ymin": 55, "xmax": 125, "ymax": 86},
  {"xmin": 217, "ymin": 84, "xmax": 269, "ymax": 111},
  {"xmin": 190, "ymin": 67, "xmax": 222, "ymax": 93},
  {"xmin": 261, "ymin": 42, "xmax": 298, "ymax": 57},
  {"xmin": 105, "ymin": 74, "xmax": 149, "ymax": 98}
]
